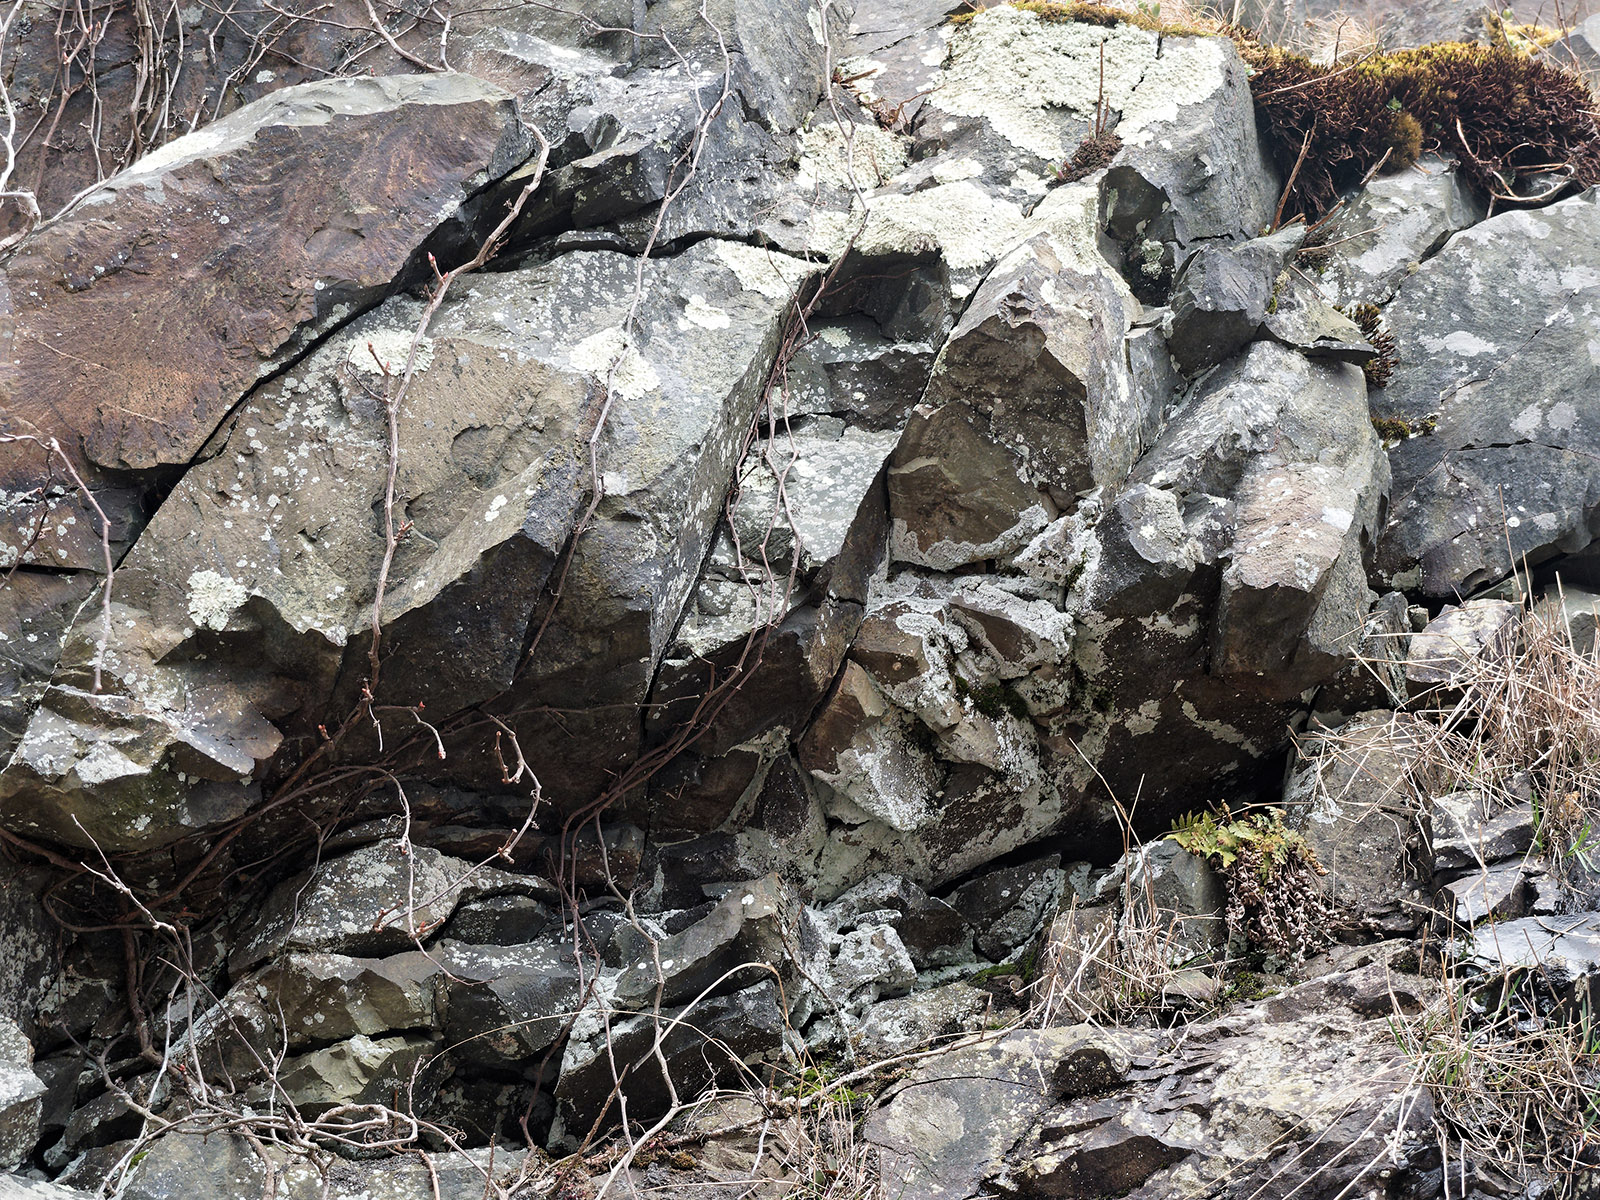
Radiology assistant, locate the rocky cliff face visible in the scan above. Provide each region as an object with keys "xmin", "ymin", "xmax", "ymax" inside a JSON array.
[{"xmin": 1, "ymin": 0, "xmax": 1599, "ymax": 1197}]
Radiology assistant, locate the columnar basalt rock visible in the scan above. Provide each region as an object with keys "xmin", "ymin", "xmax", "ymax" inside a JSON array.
[{"xmin": 3, "ymin": 0, "xmax": 1600, "ymax": 1193}]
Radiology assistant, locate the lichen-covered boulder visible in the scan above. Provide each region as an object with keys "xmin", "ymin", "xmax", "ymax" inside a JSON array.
[
  {"xmin": 0, "ymin": 238, "xmax": 807, "ymax": 849},
  {"xmin": 923, "ymin": 6, "xmax": 1275, "ymax": 246},
  {"xmin": 1374, "ymin": 191, "xmax": 1600, "ymax": 596},
  {"xmin": 0, "ymin": 74, "xmax": 531, "ymax": 571},
  {"xmin": 0, "ymin": 73, "xmax": 534, "ymax": 769},
  {"xmin": 863, "ymin": 1026, "xmax": 1148, "ymax": 1200}
]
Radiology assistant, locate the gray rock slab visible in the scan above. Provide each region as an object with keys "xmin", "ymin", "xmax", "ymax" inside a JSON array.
[
  {"xmin": 0, "ymin": 1020, "xmax": 43, "ymax": 1172},
  {"xmin": 863, "ymin": 1026, "xmax": 1145, "ymax": 1200},
  {"xmin": 1376, "ymin": 192, "xmax": 1600, "ymax": 597},
  {"xmin": 232, "ymin": 841, "xmax": 472, "ymax": 973},
  {"xmin": 1314, "ymin": 156, "xmax": 1487, "ymax": 307},
  {"xmin": 1405, "ymin": 598, "xmax": 1520, "ymax": 689}
]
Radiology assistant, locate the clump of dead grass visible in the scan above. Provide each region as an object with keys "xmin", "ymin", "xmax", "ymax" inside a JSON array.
[
  {"xmin": 1311, "ymin": 588, "xmax": 1600, "ymax": 1192},
  {"xmin": 1394, "ymin": 968, "xmax": 1600, "ymax": 1195},
  {"xmin": 1414, "ymin": 593, "xmax": 1600, "ymax": 891},
  {"xmin": 1029, "ymin": 808, "xmax": 1220, "ymax": 1026}
]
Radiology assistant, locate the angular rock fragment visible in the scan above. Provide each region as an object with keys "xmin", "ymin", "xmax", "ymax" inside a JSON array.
[
  {"xmin": 232, "ymin": 842, "xmax": 472, "ymax": 973},
  {"xmin": 1405, "ymin": 598, "xmax": 1520, "ymax": 689},
  {"xmin": 611, "ymin": 873, "xmax": 800, "ymax": 1009},
  {"xmin": 1163, "ymin": 229, "xmax": 1299, "ymax": 374},
  {"xmin": 1288, "ymin": 711, "xmax": 1432, "ymax": 936},
  {"xmin": 554, "ymin": 979, "xmax": 787, "ymax": 1142},
  {"xmin": 0, "ymin": 1019, "xmax": 44, "ymax": 1171},
  {"xmin": 0, "ymin": 74, "xmax": 533, "ymax": 572},
  {"xmin": 274, "ymin": 1033, "xmax": 446, "ymax": 1116},
  {"xmin": 863, "ymin": 1027, "xmax": 1144, "ymax": 1200}
]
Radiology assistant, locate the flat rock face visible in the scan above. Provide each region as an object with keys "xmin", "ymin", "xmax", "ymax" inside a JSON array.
[{"xmin": 1375, "ymin": 192, "xmax": 1600, "ymax": 596}]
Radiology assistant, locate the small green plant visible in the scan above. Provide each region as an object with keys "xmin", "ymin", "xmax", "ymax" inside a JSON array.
[
  {"xmin": 790, "ymin": 1064, "xmax": 872, "ymax": 1108},
  {"xmin": 1168, "ymin": 806, "xmax": 1333, "ymax": 965},
  {"xmin": 953, "ymin": 674, "xmax": 1031, "ymax": 720}
]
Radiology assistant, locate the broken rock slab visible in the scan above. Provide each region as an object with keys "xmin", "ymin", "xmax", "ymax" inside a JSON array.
[
  {"xmin": 1451, "ymin": 912, "xmax": 1600, "ymax": 1014},
  {"xmin": 1431, "ymin": 792, "xmax": 1535, "ymax": 880},
  {"xmin": 1404, "ymin": 598, "xmax": 1520, "ymax": 690},
  {"xmin": 0, "ymin": 1019, "xmax": 44, "ymax": 1172},
  {"xmin": 231, "ymin": 841, "xmax": 473, "ymax": 974},
  {"xmin": 1003, "ymin": 966, "xmax": 1440, "ymax": 1198},
  {"xmin": 0, "ymin": 73, "xmax": 533, "ymax": 575},
  {"xmin": 1289, "ymin": 710, "xmax": 1433, "ymax": 937}
]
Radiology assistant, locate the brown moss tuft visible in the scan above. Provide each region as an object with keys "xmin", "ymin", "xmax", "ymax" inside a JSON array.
[
  {"xmin": 1054, "ymin": 129, "xmax": 1124, "ymax": 181},
  {"xmin": 1369, "ymin": 106, "xmax": 1425, "ymax": 171},
  {"xmin": 1241, "ymin": 39, "xmax": 1600, "ymax": 222},
  {"xmin": 1342, "ymin": 302, "xmax": 1399, "ymax": 388}
]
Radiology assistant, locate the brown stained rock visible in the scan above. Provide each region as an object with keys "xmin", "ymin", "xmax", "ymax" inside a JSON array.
[
  {"xmin": 0, "ymin": 73, "xmax": 532, "ymax": 572},
  {"xmin": 888, "ymin": 398, "xmax": 1046, "ymax": 571}
]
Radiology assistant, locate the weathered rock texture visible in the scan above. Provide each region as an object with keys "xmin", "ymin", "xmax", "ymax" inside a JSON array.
[{"xmin": 1, "ymin": 0, "xmax": 1599, "ymax": 1194}]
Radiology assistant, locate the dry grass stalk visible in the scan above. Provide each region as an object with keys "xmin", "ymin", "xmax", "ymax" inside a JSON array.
[
  {"xmin": 1394, "ymin": 968, "xmax": 1600, "ymax": 1194},
  {"xmin": 768, "ymin": 1084, "xmax": 882, "ymax": 1200},
  {"xmin": 1306, "ymin": 589, "xmax": 1600, "ymax": 1191},
  {"xmin": 1305, "ymin": 589, "xmax": 1600, "ymax": 893},
  {"xmin": 1416, "ymin": 594, "xmax": 1600, "ymax": 889},
  {"xmin": 1029, "ymin": 811, "xmax": 1211, "ymax": 1027}
]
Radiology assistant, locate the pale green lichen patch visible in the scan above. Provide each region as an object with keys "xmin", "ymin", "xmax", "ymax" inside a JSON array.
[
  {"xmin": 567, "ymin": 327, "xmax": 661, "ymax": 399},
  {"xmin": 935, "ymin": 6, "xmax": 1230, "ymax": 160},
  {"xmin": 186, "ymin": 569, "xmax": 249, "ymax": 631}
]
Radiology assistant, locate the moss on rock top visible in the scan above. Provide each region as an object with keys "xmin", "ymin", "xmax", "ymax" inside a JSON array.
[{"xmin": 948, "ymin": 3, "xmax": 1600, "ymax": 224}]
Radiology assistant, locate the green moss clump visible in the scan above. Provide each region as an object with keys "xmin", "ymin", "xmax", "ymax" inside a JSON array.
[
  {"xmin": 954, "ymin": 674, "xmax": 1032, "ymax": 721},
  {"xmin": 1370, "ymin": 413, "xmax": 1438, "ymax": 442},
  {"xmin": 1241, "ymin": 39, "xmax": 1600, "ymax": 222}
]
